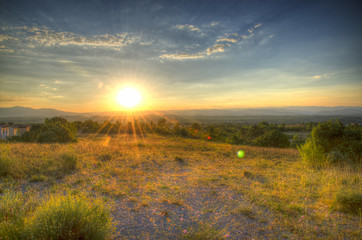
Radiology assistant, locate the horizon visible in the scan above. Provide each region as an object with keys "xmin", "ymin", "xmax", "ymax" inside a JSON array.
[
  {"xmin": 2, "ymin": 105, "xmax": 362, "ymax": 115},
  {"xmin": 1, "ymin": 0, "xmax": 361, "ymax": 112}
]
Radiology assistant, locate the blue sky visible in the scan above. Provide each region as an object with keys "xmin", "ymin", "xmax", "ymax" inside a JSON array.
[{"xmin": 0, "ymin": 0, "xmax": 361, "ymax": 112}]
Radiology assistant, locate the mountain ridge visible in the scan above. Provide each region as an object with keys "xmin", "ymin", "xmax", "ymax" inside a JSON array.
[{"xmin": 1, "ymin": 106, "xmax": 362, "ymax": 118}]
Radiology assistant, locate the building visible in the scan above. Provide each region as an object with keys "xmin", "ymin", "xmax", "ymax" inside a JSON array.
[{"xmin": 0, "ymin": 125, "xmax": 30, "ymax": 140}]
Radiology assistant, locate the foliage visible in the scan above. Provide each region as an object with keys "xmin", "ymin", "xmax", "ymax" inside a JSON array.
[
  {"xmin": 0, "ymin": 191, "xmax": 38, "ymax": 240},
  {"xmin": 298, "ymin": 120, "xmax": 361, "ymax": 167},
  {"xmin": 37, "ymin": 117, "xmax": 77, "ymax": 143},
  {"xmin": 291, "ymin": 134, "xmax": 305, "ymax": 148},
  {"xmin": 252, "ymin": 130, "xmax": 290, "ymax": 148},
  {"xmin": 29, "ymin": 195, "xmax": 113, "ymax": 240},
  {"xmin": 333, "ymin": 191, "xmax": 362, "ymax": 215},
  {"xmin": 60, "ymin": 153, "xmax": 78, "ymax": 171},
  {"xmin": 23, "ymin": 117, "xmax": 77, "ymax": 143}
]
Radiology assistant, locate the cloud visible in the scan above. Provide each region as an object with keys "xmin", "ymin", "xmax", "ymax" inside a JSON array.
[
  {"xmin": 210, "ymin": 22, "xmax": 219, "ymax": 27},
  {"xmin": 0, "ymin": 34, "xmax": 16, "ymax": 42},
  {"xmin": 216, "ymin": 38, "xmax": 237, "ymax": 43},
  {"xmin": 206, "ymin": 43, "xmax": 229, "ymax": 55},
  {"xmin": 0, "ymin": 48, "xmax": 14, "ymax": 53},
  {"xmin": 313, "ymin": 75, "xmax": 321, "ymax": 79},
  {"xmin": 160, "ymin": 42, "xmax": 231, "ymax": 60},
  {"xmin": 175, "ymin": 24, "xmax": 201, "ymax": 32},
  {"xmin": 26, "ymin": 30, "xmax": 134, "ymax": 49},
  {"xmin": 2, "ymin": 26, "xmax": 136, "ymax": 51},
  {"xmin": 159, "ymin": 52, "xmax": 205, "ymax": 60},
  {"xmin": 0, "ymin": 96, "xmax": 16, "ymax": 102},
  {"xmin": 54, "ymin": 80, "xmax": 64, "ymax": 84},
  {"xmin": 254, "ymin": 23, "xmax": 262, "ymax": 28}
]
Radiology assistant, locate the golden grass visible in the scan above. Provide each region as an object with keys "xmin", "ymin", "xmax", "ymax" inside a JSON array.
[{"xmin": 0, "ymin": 134, "xmax": 360, "ymax": 239}]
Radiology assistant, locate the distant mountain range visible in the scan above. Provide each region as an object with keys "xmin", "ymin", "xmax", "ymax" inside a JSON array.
[{"xmin": 0, "ymin": 106, "xmax": 362, "ymax": 119}]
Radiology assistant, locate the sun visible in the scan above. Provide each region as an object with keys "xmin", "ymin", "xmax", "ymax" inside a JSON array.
[{"xmin": 116, "ymin": 87, "xmax": 142, "ymax": 108}]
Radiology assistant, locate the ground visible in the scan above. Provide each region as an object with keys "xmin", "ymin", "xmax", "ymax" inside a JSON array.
[{"xmin": 0, "ymin": 134, "xmax": 360, "ymax": 239}]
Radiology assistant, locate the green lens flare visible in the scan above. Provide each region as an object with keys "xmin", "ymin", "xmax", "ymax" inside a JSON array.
[{"xmin": 237, "ymin": 150, "xmax": 245, "ymax": 158}]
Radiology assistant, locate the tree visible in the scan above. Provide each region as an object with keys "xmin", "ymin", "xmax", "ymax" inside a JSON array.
[
  {"xmin": 253, "ymin": 129, "xmax": 290, "ymax": 148},
  {"xmin": 298, "ymin": 120, "xmax": 361, "ymax": 167},
  {"xmin": 36, "ymin": 117, "xmax": 77, "ymax": 143}
]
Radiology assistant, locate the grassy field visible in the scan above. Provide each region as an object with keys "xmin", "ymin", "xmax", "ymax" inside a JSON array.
[{"xmin": 0, "ymin": 134, "xmax": 360, "ymax": 239}]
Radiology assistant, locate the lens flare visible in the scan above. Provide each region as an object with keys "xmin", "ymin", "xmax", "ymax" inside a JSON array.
[{"xmin": 237, "ymin": 150, "xmax": 245, "ymax": 158}]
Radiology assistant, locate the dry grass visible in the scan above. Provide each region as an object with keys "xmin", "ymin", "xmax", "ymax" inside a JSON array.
[{"xmin": 0, "ymin": 134, "xmax": 360, "ymax": 239}]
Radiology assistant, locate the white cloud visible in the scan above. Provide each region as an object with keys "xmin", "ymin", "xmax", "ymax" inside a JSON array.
[
  {"xmin": 2, "ymin": 26, "xmax": 136, "ymax": 50},
  {"xmin": 0, "ymin": 34, "xmax": 16, "ymax": 42},
  {"xmin": 313, "ymin": 75, "xmax": 321, "ymax": 79},
  {"xmin": 216, "ymin": 38, "xmax": 237, "ymax": 43},
  {"xmin": 206, "ymin": 43, "xmax": 229, "ymax": 55},
  {"xmin": 54, "ymin": 80, "xmax": 64, "ymax": 84},
  {"xmin": 210, "ymin": 22, "xmax": 219, "ymax": 27},
  {"xmin": 0, "ymin": 48, "xmax": 14, "ymax": 53},
  {"xmin": 254, "ymin": 23, "xmax": 262, "ymax": 28},
  {"xmin": 175, "ymin": 24, "xmax": 201, "ymax": 32},
  {"xmin": 159, "ymin": 52, "xmax": 205, "ymax": 60}
]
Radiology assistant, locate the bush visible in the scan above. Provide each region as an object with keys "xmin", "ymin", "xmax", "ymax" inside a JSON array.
[
  {"xmin": 98, "ymin": 153, "xmax": 112, "ymax": 162},
  {"xmin": 298, "ymin": 138, "xmax": 327, "ymax": 168},
  {"xmin": 24, "ymin": 117, "xmax": 77, "ymax": 143},
  {"xmin": 28, "ymin": 195, "xmax": 113, "ymax": 240},
  {"xmin": 60, "ymin": 153, "xmax": 78, "ymax": 171},
  {"xmin": 298, "ymin": 120, "xmax": 361, "ymax": 167},
  {"xmin": 0, "ymin": 191, "xmax": 37, "ymax": 240},
  {"xmin": 333, "ymin": 191, "xmax": 362, "ymax": 215},
  {"xmin": 252, "ymin": 130, "xmax": 290, "ymax": 148},
  {"xmin": 0, "ymin": 155, "xmax": 10, "ymax": 177}
]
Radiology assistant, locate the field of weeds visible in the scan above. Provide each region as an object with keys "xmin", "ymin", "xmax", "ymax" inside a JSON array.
[{"xmin": 0, "ymin": 134, "xmax": 360, "ymax": 239}]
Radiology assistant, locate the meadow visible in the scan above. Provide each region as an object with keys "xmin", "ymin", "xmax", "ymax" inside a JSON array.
[{"xmin": 0, "ymin": 134, "xmax": 360, "ymax": 239}]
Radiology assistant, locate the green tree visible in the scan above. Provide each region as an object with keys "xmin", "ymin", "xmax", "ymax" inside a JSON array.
[
  {"xmin": 36, "ymin": 117, "xmax": 77, "ymax": 143},
  {"xmin": 298, "ymin": 120, "xmax": 361, "ymax": 167},
  {"xmin": 253, "ymin": 129, "xmax": 290, "ymax": 148}
]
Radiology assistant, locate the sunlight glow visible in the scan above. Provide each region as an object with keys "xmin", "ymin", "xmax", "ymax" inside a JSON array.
[{"xmin": 116, "ymin": 87, "xmax": 142, "ymax": 108}]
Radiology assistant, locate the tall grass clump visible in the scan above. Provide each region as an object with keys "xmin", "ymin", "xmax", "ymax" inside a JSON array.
[
  {"xmin": 28, "ymin": 195, "xmax": 113, "ymax": 240},
  {"xmin": 0, "ymin": 154, "xmax": 25, "ymax": 179},
  {"xmin": 0, "ymin": 191, "xmax": 37, "ymax": 239},
  {"xmin": 333, "ymin": 191, "xmax": 362, "ymax": 216},
  {"xmin": 60, "ymin": 153, "xmax": 78, "ymax": 172},
  {"xmin": 0, "ymin": 155, "xmax": 10, "ymax": 177}
]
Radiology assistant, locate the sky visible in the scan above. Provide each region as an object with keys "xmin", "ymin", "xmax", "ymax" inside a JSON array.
[{"xmin": 0, "ymin": 0, "xmax": 361, "ymax": 112}]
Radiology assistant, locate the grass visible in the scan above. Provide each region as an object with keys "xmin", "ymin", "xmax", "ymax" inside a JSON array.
[
  {"xmin": 0, "ymin": 134, "xmax": 360, "ymax": 239},
  {"xmin": 29, "ymin": 194, "xmax": 113, "ymax": 240}
]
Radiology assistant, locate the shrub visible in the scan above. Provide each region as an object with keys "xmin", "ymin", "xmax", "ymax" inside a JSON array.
[
  {"xmin": 298, "ymin": 120, "xmax": 361, "ymax": 167},
  {"xmin": 333, "ymin": 191, "xmax": 362, "ymax": 215},
  {"xmin": 60, "ymin": 153, "xmax": 78, "ymax": 171},
  {"xmin": 25, "ymin": 117, "xmax": 77, "ymax": 143},
  {"xmin": 0, "ymin": 154, "xmax": 25, "ymax": 179},
  {"xmin": 0, "ymin": 191, "xmax": 37, "ymax": 240},
  {"xmin": 298, "ymin": 138, "xmax": 327, "ymax": 168},
  {"xmin": 28, "ymin": 195, "xmax": 113, "ymax": 240},
  {"xmin": 99, "ymin": 153, "xmax": 112, "ymax": 162},
  {"xmin": 174, "ymin": 156, "xmax": 185, "ymax": 164},
  {"xmin": 0, "ymin": 155, "xmax": 10, "ymax": 177},
  {"xmin": 252, "ymin": 130, "xmax": 290, "ymax": 148}
]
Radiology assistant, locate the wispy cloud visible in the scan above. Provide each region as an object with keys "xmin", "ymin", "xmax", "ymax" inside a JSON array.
[
  {"xmin": 159, "ymin": 52, "xmax": 205, "ymax": 60},
  {"xmin": 175, "ymin": 24, "xmax": 201, "ymax": 32},
  {"xmin": 159, "ymin": 22, "xmax": 267, "ymax": 61},
  {"xmin": 254, "ymin": 23, "xmax": 262, "ymax": 28},
  {"xmin": 216, "ymin": 38, "xmax": 237, "ymax": 43},
  {"xmin": 0, "ymin": 34, "xmax": 16, "ymax": 42},
  {"xmin": 1, "ymin": 26, "xmax": 136, "ymax": 51},
  {"xmin": 206, "ymin": 43, "xmax": 230, "ymax": 55}
]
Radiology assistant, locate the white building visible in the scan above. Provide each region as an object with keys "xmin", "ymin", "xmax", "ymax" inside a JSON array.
[{"xmin": 0, "ymin": 125, "xmax": 30, "ymax": 140}]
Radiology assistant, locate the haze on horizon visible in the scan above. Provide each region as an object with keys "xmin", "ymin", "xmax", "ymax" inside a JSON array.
[{"xmin": 0, "ymin": 0, "xmax": 361, "ymax": 112}]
